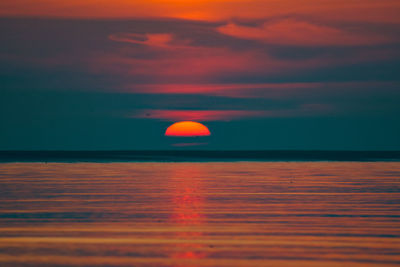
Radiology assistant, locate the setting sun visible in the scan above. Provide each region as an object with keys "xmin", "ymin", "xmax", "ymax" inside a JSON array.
[{"xmin": 165, "ymin": 121, "xmax": 211, "ymax": 137}]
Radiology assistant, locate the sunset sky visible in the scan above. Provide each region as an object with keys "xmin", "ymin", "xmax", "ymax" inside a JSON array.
[{"xmin": 1, "ymin": 0, "xmax": 399, "ymax": 150}]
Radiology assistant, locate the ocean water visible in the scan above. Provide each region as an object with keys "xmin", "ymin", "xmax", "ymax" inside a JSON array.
[{"xmin": 0, "ymin": 162, "xmax": 399, "ymax": 266}]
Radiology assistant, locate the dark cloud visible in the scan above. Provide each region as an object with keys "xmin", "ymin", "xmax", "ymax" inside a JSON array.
[{"xmin": 0, "ymin": 17, "xmax": 399, "ymax": 149}]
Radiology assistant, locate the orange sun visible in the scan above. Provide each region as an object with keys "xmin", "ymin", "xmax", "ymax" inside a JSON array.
[{"xmin": 165, "ymin": 121, "xmax": 211, "ymax": 137}]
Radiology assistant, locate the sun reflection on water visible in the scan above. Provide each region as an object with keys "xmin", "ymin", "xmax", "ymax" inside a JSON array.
[{"xmin": 168, "ymin": 164, "xmax": 208, "ymax": 264}]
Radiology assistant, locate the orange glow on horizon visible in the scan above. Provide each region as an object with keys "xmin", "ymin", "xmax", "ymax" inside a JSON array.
[{"xmin": 165, "ymin": 121, "xmax": 211, "ymax": 137}]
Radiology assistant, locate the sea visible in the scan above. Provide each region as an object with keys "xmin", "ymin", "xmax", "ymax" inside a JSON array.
[{"xmin": 0, "ymin": 151, "xmax": 399, "ymax": 266}]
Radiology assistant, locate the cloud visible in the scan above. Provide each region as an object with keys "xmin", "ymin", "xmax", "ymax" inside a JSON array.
[
  {"xmin": 2, "ymin": 0, "xmax": 400, "ymax": 23},
  {"xmin": 90, "ymin": 42, "xmax": 268, "ymax": 83},
  {"xmin": 100, "ymin": 19, "xmax": 400, "ymax": 84},
  {"xmin": 2, "ymin": 18, "xmax": 400, "ymax": 123},
  {"xmin": 101, "ymin": 29, "xmax": 361, "ymax": 83},
  {"xmin": 3, "ymin": 17, "xmax": 398, "ymax": 90},
  {"xmin": 218, "ymin": 19, "xmax": 392, "ymax": 46},
  {"xmin": 130, "ymin": 109, "xmax": 267, "ymax": 121},
  {"xmin": 117, "ymin": 81, "xmax": 400, "ymax": 101},
  {"xmin": 109, "ymin": 33, "xmax": 193, "ymax": 49},
  {"xmin": 122, "ymin": 83, "xmax": 322, "ymax": 98},
  {"xmin": 129, "ymin": 105, "xmax": 335, "ymax": 121}
]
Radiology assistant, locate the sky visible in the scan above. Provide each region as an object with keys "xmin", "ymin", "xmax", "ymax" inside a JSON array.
[{"xmin": 0, "ymin": 0, "xmax": 400, "ymax": 150}]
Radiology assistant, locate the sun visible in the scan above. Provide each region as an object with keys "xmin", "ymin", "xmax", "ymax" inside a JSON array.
[{"xmin": 165, "ymin": 121, "xmax": 211, "ymax": 137}]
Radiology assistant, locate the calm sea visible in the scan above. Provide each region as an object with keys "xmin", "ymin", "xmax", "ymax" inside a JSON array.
[{"xmin": 0, "ymin": 162, "xmax": 399, "ymax": 266}]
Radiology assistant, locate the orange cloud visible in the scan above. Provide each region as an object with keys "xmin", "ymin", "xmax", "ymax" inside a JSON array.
[
  {"xmin": 109, "ymin": 33, "xmax": 193, "ymax": 49},
  {"xmin": 218, "ymin": 19, "xmax": 392, "ymax": 46},
  {"xmin": 1, "ymin": 0, "xmax": 399, "ymax": 23}
]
